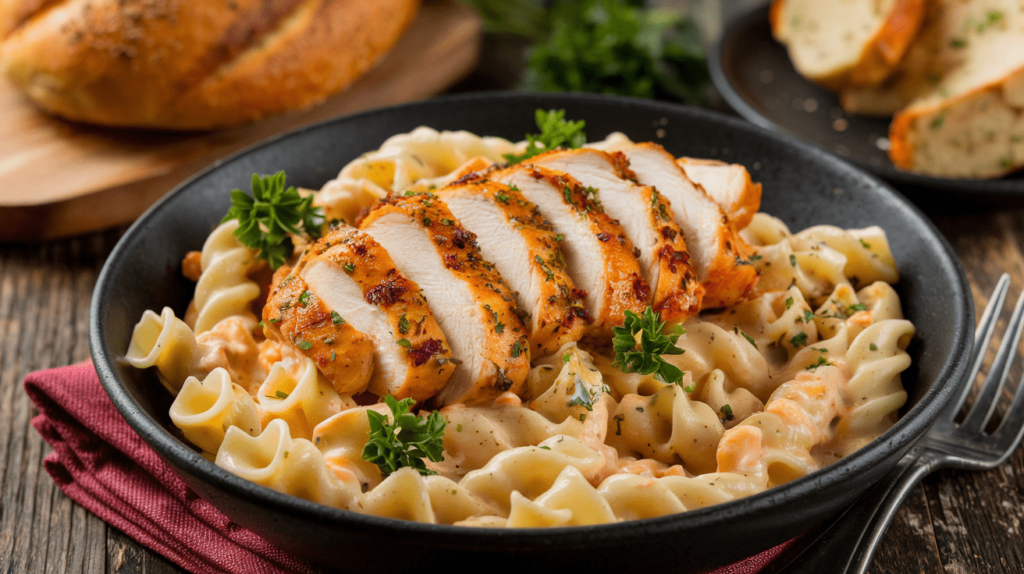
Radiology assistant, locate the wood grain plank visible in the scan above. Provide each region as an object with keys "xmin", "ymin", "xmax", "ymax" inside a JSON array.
[
  {"xmin": 106, "ymin": 528, "xmax": 178, "ymax": 574},
  {"xmin": 868, "ymin": 484, "xmax": 944, "ymax": 574},
  {"xmin": 911, "ymin": 207, "xmax": 1024, "ymax": 574},
  {"xmin": 0, "ymin": 232, "xmax": 120, "ymax": 574}
]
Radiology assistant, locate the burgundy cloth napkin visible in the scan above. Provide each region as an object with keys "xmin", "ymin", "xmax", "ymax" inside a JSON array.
[{"xmin": 25, "ymin": 362, "xmax": 795, "ymax": 574}]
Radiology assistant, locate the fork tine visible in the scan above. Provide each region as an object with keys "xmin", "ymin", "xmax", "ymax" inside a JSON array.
[
  {"xmin": 951, "ymin": 274, "xmax": 1011, "ymax": 416},
  {"xmin": 960, "ymin": 285, "xmax": 1024, "ymax": 433},
  {"xmin": 988, "ymin": 370, "xmax": 1024, "ymax": 467}
]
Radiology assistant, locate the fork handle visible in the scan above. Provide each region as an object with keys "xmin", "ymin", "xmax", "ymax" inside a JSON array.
[{"xmin": 778, "ymin": 449, "xmax": 938, "ymax": 574}]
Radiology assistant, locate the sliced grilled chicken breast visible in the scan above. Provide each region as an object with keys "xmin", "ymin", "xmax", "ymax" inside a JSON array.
[
  {"xmin": 263, "ymin": 226, "xmax": 456, "ymax": 401},
  {"xmin": 620, "ymin": 143, "xmax": 758, "ymax": 309},
  {"xmin": 491, "ymin": 165, "xmax": 650, "ymax": 337},
  {"xmin": 676, "ymin": 158, "xmax": 762, "ymax": 230},
  {"xmin": 263, "ymin": 266, "xmax": 375, "ymax": 396},
  {"xmin": 360, "ymin": 193, "xmax": 530, "ymax": 405},
  {"xmin": 530, "ymin": 149, "xmax": 703, "ymax": 322},
  {"xmin": 437, "ymin": 177, "xmax": 589, "ymax": 356}
]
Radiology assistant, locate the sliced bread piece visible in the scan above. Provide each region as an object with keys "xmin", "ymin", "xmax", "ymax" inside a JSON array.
[
  {"xmin": 840, "ymin": 0, "xmax": 1024, "ymax": 118},
  {"xmin": 770, "ymin": 0, "xmax": 925, "ymax": 90},
  {"xmin": 881, "ymin": 2, "xmax": 1024, "ymax": 177}
]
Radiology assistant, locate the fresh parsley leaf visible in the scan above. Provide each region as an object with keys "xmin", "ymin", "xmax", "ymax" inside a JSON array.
[
  {"xmin": 806, "ymin": 356, "xmax": 833, "ymax": 371},
  {"xmin": 221, "ymin": 171, "xmax": 324, "ymax": 270},
  {"xmin": 361, "ymin": 395, "xmax": 446, "ymax": 476},
  {"xmin": 740, "ymin": 331, "xmax": 758, "ymax": 349},
  {"xmin": 504, "ymin": 109, "xmax": 587, "ymax": 165},
  {"xmin": 566, "ymin": 374, "xmax": 596, "ymax": 411},
  {"xmin": 612, "ymin": 306, "xmax": 685, "ymax": 386},
  {"xmin": 720, "ymin": 404, "xmax": 734, "ymax": 421}
]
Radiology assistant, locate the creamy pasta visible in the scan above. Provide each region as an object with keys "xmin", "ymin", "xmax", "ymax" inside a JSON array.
[{"xmin": 125, "ymin": 128, "xmax": 912, "ymax": 527}]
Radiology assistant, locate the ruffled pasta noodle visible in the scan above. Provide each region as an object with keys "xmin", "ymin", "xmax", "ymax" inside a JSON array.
[
  {"xmin": 125, "ymin": 129, "xmax": 915, "ymax": 528},
  {"xmin": 170, "ymin": 367, "xmax": 261, "ymax": 455},
  {"xmin": 216, "ymin": 419, "xmax": 361, "ymax": 509},
  {"xmin": 191, "ymin": 220, "xmax": 262, "ymax": 334},
  {"xmin": 126, "ymin": 307, "xmax": 206, "ymax": 395},
  {"xmin": 256, "ymin": 357, "xmax": 353, "ymax": 441},
  {"xmin": 316, "ymin": 127, "xmax": 523, "ymax": 225}
]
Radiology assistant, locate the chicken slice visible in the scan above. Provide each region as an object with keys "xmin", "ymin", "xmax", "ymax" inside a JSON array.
[
  {"xmin": 676, "ymin": 158, "xmax": 762, "ymax": 230},
  {"xmin": 529, "ymin": 149, "xmax": 704, "ymax": 322},
  {"xmin": 621, "ymin": 143, "xmax": 758, "ymax": 309},
  {"xmin": 360, "ymin": 193, "xmax": 530, "ymax": 405},
  {"xmin": 491, "ymin": 165, "xmax": 650, "ymax": 338},
  {"xmin": 437, "ymin": 176, "xmax": 590, "ymax": 356},
  {"xmin": 263, "ymin": 226, "xmax": 456, "ymax": 402}
]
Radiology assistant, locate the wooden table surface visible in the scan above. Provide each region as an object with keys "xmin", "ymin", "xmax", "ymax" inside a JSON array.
[{"xmin": 2, "ymin": 57, "xmax": 1024, "ymax": 574}]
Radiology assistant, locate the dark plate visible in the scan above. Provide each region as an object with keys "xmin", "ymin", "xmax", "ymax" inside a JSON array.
[
  {"xmin": 90, "ymin": 92, "xmax": 972, "ymax": 574},
  {"xmin": 710, "ymin": 4, "xmax": 1024, "ymax": 201}
]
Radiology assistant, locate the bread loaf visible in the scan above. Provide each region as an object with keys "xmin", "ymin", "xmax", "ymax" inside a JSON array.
[
  {"xmin": 769, "ymin": 0, "xmax": 925, "ymax": 90},
  {"xmin": 0, "ymin": 0, "xmax": 419, "ymax": 130}
]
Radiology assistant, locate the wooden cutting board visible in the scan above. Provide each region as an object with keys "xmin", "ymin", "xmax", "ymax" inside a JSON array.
[{"xmin": 0, "ymin": 0, "xmax": 481, "ymax": 242}]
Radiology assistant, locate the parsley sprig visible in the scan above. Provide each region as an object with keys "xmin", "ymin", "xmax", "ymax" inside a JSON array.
[
  {"xmin": 221, "ymin": 171, "xmax": 324, "ymax": 270},
  {"xmin": 504, "ymin": 109, "xmax": 587, "ymax": 165},
  {"xmin": 612, "ymin": 307, "xmax": 685, "ymax": 386},
  {"xmin": 464, "ymin": 0, "xmax": 710, "ymax": 104},
  {"xmin": 361, "ymin": 395, "xmax": 446, "ymax": 476}
]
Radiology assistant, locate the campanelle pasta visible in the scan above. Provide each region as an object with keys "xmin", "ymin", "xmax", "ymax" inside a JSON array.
[{"xmin": 124, "ymin": 128, "xmax": 914, "ymax": 527}]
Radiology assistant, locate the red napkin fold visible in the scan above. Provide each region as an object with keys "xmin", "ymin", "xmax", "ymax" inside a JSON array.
[{"xmin": 25, "ymin": 362, "xmax": 795, "ymax": 574}]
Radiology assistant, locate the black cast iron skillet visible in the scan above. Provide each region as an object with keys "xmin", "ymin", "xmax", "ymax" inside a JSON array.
[
  {"xmin": 90, "ymin": 92, "xmax": 972, "ymax": 574},
  {"xmin": 710, "ymin": 4, "xmax": 1024, "ymax": 205}
]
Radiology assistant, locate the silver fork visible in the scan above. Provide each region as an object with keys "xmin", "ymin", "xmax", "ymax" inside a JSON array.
[{"xmin": 779, "ymin": 273, "xmax": 1024, "ymax": 574}]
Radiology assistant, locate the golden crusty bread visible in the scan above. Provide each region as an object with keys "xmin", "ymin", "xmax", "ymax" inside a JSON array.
[
  {"xmin": 770, "ymin": 0, "xmax": 924, "ymax": 91},
  {"xmin": 0, "ymin": 0, "xmax": 418, "ymax": 129}
]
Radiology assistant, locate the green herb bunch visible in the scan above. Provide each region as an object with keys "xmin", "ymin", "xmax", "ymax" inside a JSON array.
[
  {"xmin": 612, "ymin": 306, "xmax": 686, "ymax": 386},
  {"xmin": 504, "ymin": 109, "xmax": 587, "ymax": 164},
  {"xmin": 362, "ymin": 394, "xmax": 447, "ymax": 476},
  {"xmin": 221, "ymin": 171, "xmax": 324, "ymax": 270},
  {"xmin": 464, "ymin": 0, "xmax": 710, "ymax": 104}
]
